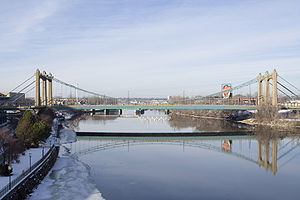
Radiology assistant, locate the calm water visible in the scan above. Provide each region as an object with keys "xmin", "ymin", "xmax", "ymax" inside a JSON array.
[{"xmin": 71, "ymin": 110, "xmax": 300, "ymax": 200}]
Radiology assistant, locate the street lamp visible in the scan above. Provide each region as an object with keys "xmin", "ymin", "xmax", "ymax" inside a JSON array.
[
  {"xmin": 8, "ymin": 172, "xmax": 11, "ymax": 189},
  {"xmin": 29, "ymin": 153, "xmax": 32, "ymax": 171}
]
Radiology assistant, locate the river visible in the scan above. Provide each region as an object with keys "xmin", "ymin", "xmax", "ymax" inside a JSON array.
[{"xmin": 69, "ymin": 110, "xmax": 300, "ymax": 200}]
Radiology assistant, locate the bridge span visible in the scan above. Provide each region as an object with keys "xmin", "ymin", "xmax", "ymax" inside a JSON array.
[
  {"xmin": 52, "ymin": 104, "xmax": 257, "ymax": 110},
  {"xmin": 1, "ymin": 69, "xmax": 300, "ymax": 111}
]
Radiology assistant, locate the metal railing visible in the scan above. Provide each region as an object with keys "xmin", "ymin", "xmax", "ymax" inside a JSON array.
[{"xmin": 0, "ymin": 145, "xmax": 57, "ymax": 198}]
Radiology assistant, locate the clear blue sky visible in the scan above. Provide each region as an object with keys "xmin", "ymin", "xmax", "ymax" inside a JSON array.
[{"xmin": 1, "ymin": 0, "xmax": 300, "ymax": 97}]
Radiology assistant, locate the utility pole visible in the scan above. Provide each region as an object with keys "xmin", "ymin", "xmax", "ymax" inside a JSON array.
[
  {"xmin": 127, "ymin": 90, "xmax": 130, "ymax": 104},
  {"xmin": 76, "ymin": 83, "xmax": 79, "ymax": 104}
]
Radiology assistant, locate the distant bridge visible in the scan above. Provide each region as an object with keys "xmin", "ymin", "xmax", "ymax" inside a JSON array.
[{"xmin": 1, "ymin": 69, "xmax": 300, "ymax": 111}]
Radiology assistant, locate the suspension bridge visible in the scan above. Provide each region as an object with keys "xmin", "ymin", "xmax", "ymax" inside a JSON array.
[{"xmin": 1, "ymin": 69, "xmax": 300, "ymax": 111}]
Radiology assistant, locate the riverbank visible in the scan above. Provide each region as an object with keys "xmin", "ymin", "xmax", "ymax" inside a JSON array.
[
  {"xmin": 241, "ymin": 118, "xmax": 300, "ymax": 129},
  {"xmin": 0, "ymin": 109, "xmax": 62, "ymax": 199},
  {"xmin": 28, "ymin": 146, "xmax": 104, "ymax": 200},
  {"xmin": 28, "ymin": 116, "xmax": 105, "ymax": 200},
  {"xmin": 170, "ymin": 109, "xmax": 300, "ymax": 131}
]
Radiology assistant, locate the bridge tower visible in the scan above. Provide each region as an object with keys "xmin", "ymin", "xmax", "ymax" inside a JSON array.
[
  {"xmin": 41, "ymin": 71, "xmax": 47, "ymax": 106},
  {"xmin": 35, "ymin": 69, "xmax": 54, "ymax": 107},
  {"xmin": 35, "ymin": 70, "xmax": 41, "ymax": 107},
  {"xmin": 48, "ymin": 73, "xmax": 53, "ymax": 106},
  {"xmin": 257, "ymin": 70, "xmax": 278, "ymax": 106}
]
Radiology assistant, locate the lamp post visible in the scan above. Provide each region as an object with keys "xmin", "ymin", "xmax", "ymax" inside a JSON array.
[
  {"xmin": 8, "ymin": 173, "xmax": 11, "ymax": 189},
  {"xmin": 42, "ymin": 146, "xmax": 45, "ymax": 157},
  {"xmin": 29, "ymin": 153, "xmax": 32, "ymax": 171}
]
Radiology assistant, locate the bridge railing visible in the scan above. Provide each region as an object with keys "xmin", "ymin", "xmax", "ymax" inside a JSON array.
[
  {"xmin": 169, "ymin": 97, "xmax": 257, "ymax": 106},
  {"xmin": 279, "ymin": 102, "xmax": 300, "ymax": 108}
]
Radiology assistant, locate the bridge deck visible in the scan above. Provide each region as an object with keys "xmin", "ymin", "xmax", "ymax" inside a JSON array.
[
  {"xmin": 2, "ymin": 104, "xmax": 300, "ymax": 111},
  {"xmin": 54, "ymin": 104, "xmax": 257, "ymax": 110}
]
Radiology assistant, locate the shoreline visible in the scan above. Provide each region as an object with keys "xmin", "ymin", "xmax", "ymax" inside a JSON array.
[
  {"xmin": 28, "ymin": 117, "xmax": 105, "ymax": 200},
  {"xmin": 171, "ymin": 111, "xmax": 300, "ymax": 131}
]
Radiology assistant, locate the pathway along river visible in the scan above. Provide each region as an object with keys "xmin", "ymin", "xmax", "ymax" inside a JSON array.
[{"xmin": 70, "ymin": 110, "xmax": 300, "ymax": 200}]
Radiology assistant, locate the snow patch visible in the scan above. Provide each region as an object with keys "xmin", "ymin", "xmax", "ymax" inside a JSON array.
[
  {"xmin": 279, "ymin": 118, "xmax": 300, "ymax": 122},
  {"xmin": 60, "ymin": 129, "xmax": 77, "ymax": 144},
  {"xmin": 278, "ymin": 109, "xmax": 293, "ymax": 114},
  {"xmin": 28, "ymin": 146, "xmax": 104, "ymax": 200}
]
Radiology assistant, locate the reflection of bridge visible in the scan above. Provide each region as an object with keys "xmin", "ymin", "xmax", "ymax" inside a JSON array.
[
  {"xmin": 1, "ymin": 69, "xmax": 300, "ymax": 110},
  {"xmin": 138, "ymin": 115, "xmax": 169, "ymax": 123},
  {"xmin": 72, "ymin": 136, "xmax": 300, "ymax": 175}
]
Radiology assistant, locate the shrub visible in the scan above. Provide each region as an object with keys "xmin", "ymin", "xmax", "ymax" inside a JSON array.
[
  {"xmin": 256, "ymin": 105, "xmax": 278, "ymax": 123},
  {"xmin": 0, "ymin": 130, "xmax": 25, "ymax": 165},
  {"xmin": 31, "ymin": 121, "xmax": 51, "ymax": 147},
  {"xmin": 15, "ymin": 111, "xmax": 36, "ymax": 147},
  {"xmin": 15, "ymin": 111, "xmax": 51, "ymax": 148},
  {"xmin": 0, "ymin": 164, "xmax": 13, "ymax": 176}
]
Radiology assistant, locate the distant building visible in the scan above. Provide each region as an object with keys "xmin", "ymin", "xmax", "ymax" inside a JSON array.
[
  {"xmin": 0, "ymin": 92, "xmax": 27, "ymax": 105},
  {"xmin": 0, "ymin": 92, "xmax": 25, "ymax": 100}
]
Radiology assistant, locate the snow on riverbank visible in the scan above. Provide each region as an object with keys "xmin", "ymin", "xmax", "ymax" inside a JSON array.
[
  {"xmin": 28, "ymin": 146, "xmax": 104, "ymax": 200},
  {"xmin": 28, "ymin": 125, "xmax": 104, "ymax": 200},
  {"xmin": 60, "ymin": 128, "xmax": 77, "ymax": 144},
  {"xmin": 0, "ymin": 147, "xmax": 50, "ymax": 189},
  {"xmin": 0, "ymin": 119, "xmax": 58, "ymax": 192}
]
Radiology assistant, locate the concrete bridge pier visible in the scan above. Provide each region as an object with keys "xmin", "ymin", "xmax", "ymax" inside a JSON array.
[
  {"xmin": 41, "ymin": 73, "xmax": 47, "ymax": 106},
  {"xmin": 35, "ymin": 70, "xmax": 41, "ymax": 107},
  {"xmin": 47, "ymin": 73, "xmax": 53, "ymax": 106},
  {"xmin": 265, "ymin": 71, "xmax": 270, "ymax": 104},
  {"xmin": 104, "ymin": 109, "xmax": 122, "ymax": 115},
  {"xmin": 257, "ymin": 70, "xmax": 278, "ymax": 106},
  {"xmin": 135, "ymin": 109, "xmax": 145, "ymax": 116},
  {"xmin": 272, "ymin": 70, "xmax": 278, "ymax": 106}
]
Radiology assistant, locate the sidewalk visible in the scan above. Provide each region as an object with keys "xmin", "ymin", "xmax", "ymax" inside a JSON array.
[
  {"xmin": 0, "ymin": 147, "xmax": 50, "ymax": 189},
  {"xmin": 0, "ymin": 119, "xmax": 59, "ymax": 193}
]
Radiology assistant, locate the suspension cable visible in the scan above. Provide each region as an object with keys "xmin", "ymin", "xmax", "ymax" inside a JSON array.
[
  {"xmin": 269, "ymin": 82, "xmax": 291, "ymax": 99},
  {"xmin": 9, "ymin": 75, "xmax": 34, "ymax": 93},
  {"xmin": 16, "ymin": 81, "xmax": 35, "ymax": 95},
  {"xmin": 53, "ymin": 77, "xmax": 115, "ymax": 99},
  {"xmin": 278, "ymin": 75, "xmax": 300, "ymax": 94},
  {"xmin": 12, "ymin": 85, "xmax": 35, "ymax": 102},
  {"xmin": 277, "ymin": 81, "xmax": 298, "ymax": 97},
  {"xmin": 195, "ymin": 77, "xmax": 258, "ymax": 99}
]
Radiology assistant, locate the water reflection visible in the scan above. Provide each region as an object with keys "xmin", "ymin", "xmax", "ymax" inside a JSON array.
[
  {"xmin": 70, "ymin": 135, "xmax": 300, "ymax": 200},
  {"xmin": 74, "ymin": 110, "xmax": 252, "ymax": 132},
  {"xmin": 71, "ymin": 111, "xmax": 300, "ymax": 200},
  {"xmin": 72, "ymin": 135, "xmax": 300, "ymax": 175},
  {"xmin": 168, "ymin": 114, "xmax": 252, "ymax": 131},
  {"xmin": 257, "ymin": 140, "xmax": 278, "ymax": 174}
]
